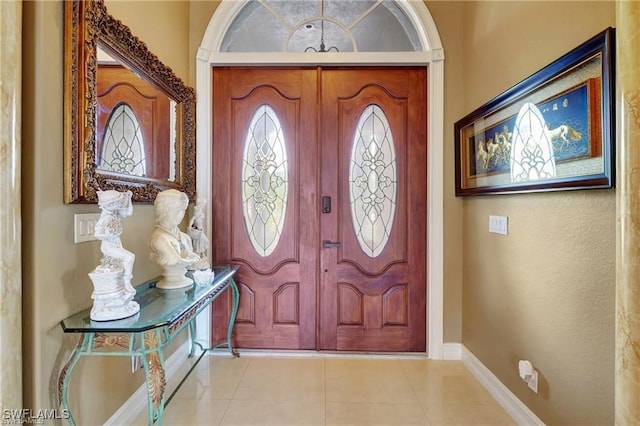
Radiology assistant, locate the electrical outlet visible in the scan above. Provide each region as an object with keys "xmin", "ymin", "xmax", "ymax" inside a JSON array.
[
  {"xmin": 527, "ymin": 369, "xmax": 539, "ymax": 393},
  {"xmin": 74, "ymin": 213, "xmax": 101, "ymax": 243},
  {"xmin": 489, "ymin": 215, "xmax": 508, "ymax": 235}
]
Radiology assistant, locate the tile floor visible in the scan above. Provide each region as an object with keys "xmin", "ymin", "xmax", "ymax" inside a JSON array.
[{"xmin": 132, "ymin": 354, "xmax": 516, "ymax": 426}]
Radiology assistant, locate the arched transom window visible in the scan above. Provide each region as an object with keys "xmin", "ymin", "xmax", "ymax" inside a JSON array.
[{"xmin": 221, "ymin": 0, "xmax": 422, "ymax": 53}]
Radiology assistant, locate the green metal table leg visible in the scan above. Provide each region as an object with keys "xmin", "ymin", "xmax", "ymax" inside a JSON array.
[
  {"xmin": 58, "ymin": 334, "xmax": 90, "ymax": 426},
  {"xmin": 188, "ymin": 320, "xmax": 201, "ymax": 358},
  {"xmin": 227, "ymin": 279, "xmax": 240, "ymax": 357}
]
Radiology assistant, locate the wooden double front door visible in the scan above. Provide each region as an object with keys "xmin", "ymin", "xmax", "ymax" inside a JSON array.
[{"xmin": 212, "ymin": 67, "xmax": 427, "ymax": 352}]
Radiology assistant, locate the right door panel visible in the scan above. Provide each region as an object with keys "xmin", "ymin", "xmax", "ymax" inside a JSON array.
[{"xmin": 319, "ymin": 68, "xmax": 427, "ymax": 351}]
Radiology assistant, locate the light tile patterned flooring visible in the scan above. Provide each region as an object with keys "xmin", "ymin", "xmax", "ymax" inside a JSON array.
[{"xmin": 133, "ymin": 355, "xmax": 516, "ymax": 426}]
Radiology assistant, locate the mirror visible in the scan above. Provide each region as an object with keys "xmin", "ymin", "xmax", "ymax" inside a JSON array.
[{"xmin": 64, "ymin": 0, "xmax": 196, "ymax": 203}]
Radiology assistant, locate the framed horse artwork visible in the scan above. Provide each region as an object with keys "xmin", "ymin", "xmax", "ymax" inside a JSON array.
[{"xmin": 454, "ymin": 27, "xmax": 615, "ymax": 196}]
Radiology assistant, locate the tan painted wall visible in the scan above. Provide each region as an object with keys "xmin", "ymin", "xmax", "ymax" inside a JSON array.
[
  {"xmin": 106, "ymin": 1, "xmax": 191, "ymax": 85},
  {"xmin": 21, "ymin": 1, "xmax": 615, "ymax": 424},
  {"xmin": 460, "ymin": 2, "xmax": 615, "ymax": 424},
  {"xmin": 22, "ymin": 1, "xmax": 191, "ymax": 424}
]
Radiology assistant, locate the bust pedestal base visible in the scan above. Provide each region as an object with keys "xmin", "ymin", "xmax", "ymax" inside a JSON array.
[{"xmin": 157, "ymin": 264, "xmax": 193, "ymax": 289}]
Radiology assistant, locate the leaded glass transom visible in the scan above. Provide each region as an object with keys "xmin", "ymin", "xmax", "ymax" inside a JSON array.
[
  {"xmin": 242, "ymin": 105, "xmax": 288, "ymax": 257},
  {"xmin": 349, "ymin": 104, "xmax": 397, "ymax": 258},
  {"xmin": 221, "ymin": 0, "xmax": 420, "ymax": 53},
  {"xmin": 99, "ymin": 103, "xmax": 146, "ymax": 176},
  {"xmin": 510, "ymin": 102, "xmax": 556, "ymax": 182}
]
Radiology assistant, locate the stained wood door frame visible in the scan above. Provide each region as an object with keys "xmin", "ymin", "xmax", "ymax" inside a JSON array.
[{"xmin": 195, "ymin": 0, "xmax": 445, "ymax": 358}]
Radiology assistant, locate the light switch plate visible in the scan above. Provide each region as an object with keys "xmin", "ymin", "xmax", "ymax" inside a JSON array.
[
  {"xmin": 74, "ymin": 213, "xmax": 101, "ymax": 243},
  {"xmin": 489, "ymin": 215, "xmax": 508, "ymax": 235}
]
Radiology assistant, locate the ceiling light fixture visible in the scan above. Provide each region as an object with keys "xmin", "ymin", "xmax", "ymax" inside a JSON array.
[{"xmin": 305, "ymin": 0, "xmax": 339, "ymax": 52}]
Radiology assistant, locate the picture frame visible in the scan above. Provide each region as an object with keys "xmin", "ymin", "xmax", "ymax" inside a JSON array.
[{"xmin": 454, "ymin": 27, "xmax": 615, "ymax": 196}]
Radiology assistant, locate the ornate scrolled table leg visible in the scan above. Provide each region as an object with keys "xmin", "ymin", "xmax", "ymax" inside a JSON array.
[
  {"xmin": 58, "ymin": 334, "xmax": 89, "ymax": 426},
  {"xmin": 142, "ymin": 330, "xmax": 167, "ymax": 425}
]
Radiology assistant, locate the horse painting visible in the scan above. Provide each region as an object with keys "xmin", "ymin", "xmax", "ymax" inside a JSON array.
[{"xmin": 544, "ymin": 124, "xmax": 583, "ymax": 152}]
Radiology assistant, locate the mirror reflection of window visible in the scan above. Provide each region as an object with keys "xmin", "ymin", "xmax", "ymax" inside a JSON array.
[
  {"xmin": 510, "ymin": 102, "xmax": 556, "ymax": 182},
  {"xmin": 96, "ymin": 46, "xmax": 175, "ymax": 181},
  {"xmin": 100, "ymin": 103, "xmax": 147, "ymax": 176}
]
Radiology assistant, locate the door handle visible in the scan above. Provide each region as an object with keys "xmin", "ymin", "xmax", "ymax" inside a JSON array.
[{"xmin": 322, "ymin": 240, "xmax": 341, "ymax": 249}]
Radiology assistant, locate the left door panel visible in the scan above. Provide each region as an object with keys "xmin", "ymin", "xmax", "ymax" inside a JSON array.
[{"xmin": 212, "ymin": 68, "xmax": 319, "ymax": 349}]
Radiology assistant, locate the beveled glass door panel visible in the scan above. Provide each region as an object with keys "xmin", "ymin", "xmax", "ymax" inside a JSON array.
[
  {"xmin": 230, "ymin": 88, "xmax": 299, "ymax": 274},
  {"xmin": 349, "ymin": 104, "xmax": 397, "ymax": 258},
  {"xmin": 242, "ymin": 104, "xmax": 289, "ymax": 257}
]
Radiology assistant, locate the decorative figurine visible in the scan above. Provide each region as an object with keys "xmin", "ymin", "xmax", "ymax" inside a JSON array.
[
  {"xmin": 88, "ymin": 190, "xmax": 140, "ymax": 321},
  {"xmin": 149, "ymin": 189, "xmax": 201, "ymax": 289},
  {"xmin": 187, "ymin": 197, "xmax": 210, "ymax": 271}
]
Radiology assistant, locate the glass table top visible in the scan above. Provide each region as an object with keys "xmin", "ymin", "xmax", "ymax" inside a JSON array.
[{"xmin": 60, "ymin": 265, "xmax": 238, "ymax": 333}]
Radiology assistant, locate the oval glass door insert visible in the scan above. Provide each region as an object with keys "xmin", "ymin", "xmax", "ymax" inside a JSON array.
[
  {"xmin": 349, "ymin": 104, "xmax": 397, "ymax": 257},
  {"xmin": 242, "ymin": 104, "xmax": 288, "ymax": 257}
]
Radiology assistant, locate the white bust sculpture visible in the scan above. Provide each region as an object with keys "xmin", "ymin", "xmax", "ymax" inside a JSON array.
[
  {"xmin": 88, "ymin": 190, "xmax": 140, "ymax": 321},
  {"xmin": 187, "ymin": 197, "xmax": 210, "ymax": 271},
  {"xmin": 149, "ymin": 189, "xmax": 201, "ymax": 289}
]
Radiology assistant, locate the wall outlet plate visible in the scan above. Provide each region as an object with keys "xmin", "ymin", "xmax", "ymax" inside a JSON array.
[
  {"xmin": 74, "ymin": 213, "xmax": 101, "ymax": 243},
  {"xmin": 489, "ymin": 215, "xmax": 508, "ymax": 235}
]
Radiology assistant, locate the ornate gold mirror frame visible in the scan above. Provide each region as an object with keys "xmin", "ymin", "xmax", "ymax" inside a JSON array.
[{"xmin": 64, "ymin": 0, "xmax": 196, "ymax": 203}]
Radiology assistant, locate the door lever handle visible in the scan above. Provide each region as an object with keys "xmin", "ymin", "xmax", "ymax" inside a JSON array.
[{"xmin": 322, "ymin": 240, "xmax": 341, "ymax": 249}]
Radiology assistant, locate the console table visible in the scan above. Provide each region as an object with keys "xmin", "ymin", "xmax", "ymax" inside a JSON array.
[{"xmin": 58, "ymin": 265, "xmax": 239, "ymax": 425}]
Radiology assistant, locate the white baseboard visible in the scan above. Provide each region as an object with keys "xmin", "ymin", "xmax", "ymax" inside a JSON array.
[
  {"xmin": 104, "ymin": 340, "xmax": 190, "ymax": 426},
  {"xmin": 442, "ymin": 342, "xmax": 462, "ymax": 360},
  {"xmin": 461, "ymin": 345, "xmax": 545, "ymax": 426}
]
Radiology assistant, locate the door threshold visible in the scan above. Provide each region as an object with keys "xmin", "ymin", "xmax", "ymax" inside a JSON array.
[{"xmin": 208, "ymin": 348, "xmax": 429, "ymax": 359}]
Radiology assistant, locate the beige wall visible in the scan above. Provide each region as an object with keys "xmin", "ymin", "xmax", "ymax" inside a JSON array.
[
  {"xmin": 21, "ymin": 1, "xmax": 615, "ymax": 425},
  {"xmin": 106, "ymin": 1, "xmax": 191, "ymax": 85},
  {"xmin": 22, "ymin": 1, "xmax": 191, "ymax": 424},
  {"xmin": 460, "ymin": 2, "xmax": 615, "ymax": 425}
]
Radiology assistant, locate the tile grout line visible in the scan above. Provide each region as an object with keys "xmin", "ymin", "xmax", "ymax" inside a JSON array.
[
  {"xmin": 323, "ymin": 357, "xmax": 328, "ymax": 426},
  {"xmin": 398, "ymin": 358, "xmax": 433, "ymax": 425},
  {"xmin": 218, "ymin": 356, "xmax": 252, "ymax": 426}
]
